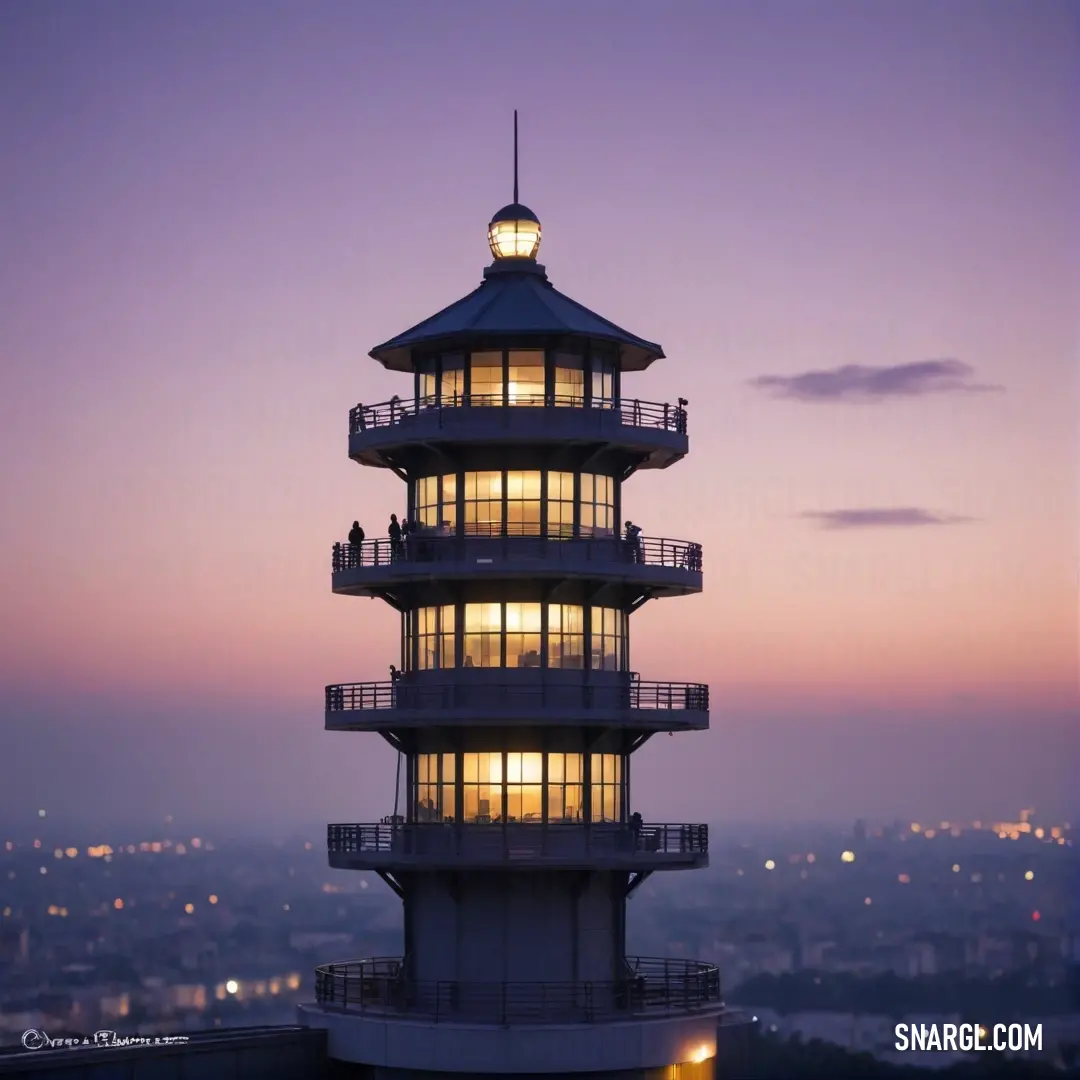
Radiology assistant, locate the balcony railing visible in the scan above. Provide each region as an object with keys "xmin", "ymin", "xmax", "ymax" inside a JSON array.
[
  {"xmin": 314, "ymin": 955, "xmax": 721, "ymax": 1024},
  {"xmin": 349, "ymin": 395, "xmax": 689, "ymax": 436},
  {"xmin": 325, "ymin": 679, "xmax": 709, "ymax": 714},
  {"xmin": 327, "ymin": 822, "xmax": 708, "ymax": 860},
  {"xmin": 332, "ymin": 534, "xmax": 703, "ymax": 573}
]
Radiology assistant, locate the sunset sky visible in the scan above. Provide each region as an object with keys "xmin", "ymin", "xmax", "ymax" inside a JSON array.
[{"xmin": 1, "ymin": 0, "xmax": 1076, "ymax": 834}]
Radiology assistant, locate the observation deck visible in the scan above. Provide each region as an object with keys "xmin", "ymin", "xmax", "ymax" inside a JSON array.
[
  {"xmin": 327, "ymin": 821, "xmax": 708, "ymax": 872},
  {"xmin": 348, "ymin": 395, "xmax": 688, "ymax": 472},
  {"xmin": 313, "ymin": 956, "xmax": 721, "ymax": 1026},
  {"xmin": 331, "ymin": 533, "xmax": 702, "ymax": 604},
  {"xmin": 325, "ymin": 675, "xmax": 709, "ymax": 733}
]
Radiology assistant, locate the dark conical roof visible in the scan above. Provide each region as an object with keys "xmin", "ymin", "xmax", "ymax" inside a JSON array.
[{"xmin": 369, "ymin": 267, "xmax": 664, "ymax": 372}]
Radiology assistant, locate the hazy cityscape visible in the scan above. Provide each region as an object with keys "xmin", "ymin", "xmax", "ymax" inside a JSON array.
[{"xmin": 2, "ymin": 808, "xmax": 1076, "ymax": 1069}]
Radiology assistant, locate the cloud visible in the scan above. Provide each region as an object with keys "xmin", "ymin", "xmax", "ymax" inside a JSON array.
[
  {"xmin": 749, "ymin": 359, "xmax": 1003, "ymax": 401},
  {"xmin": 801, "ymin": 508, "xmax": 974, "ymax": 530}
]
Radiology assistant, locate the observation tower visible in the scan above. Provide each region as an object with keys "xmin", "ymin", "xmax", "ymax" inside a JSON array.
[{"xmin": 300, "ymin": 118, "xmax": 725, "ymax": 1079}]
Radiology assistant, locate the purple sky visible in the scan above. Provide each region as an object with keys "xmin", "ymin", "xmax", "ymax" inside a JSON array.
[{"xmin": 1, "ymin": 1, "xmax": 1076, "ymax": 833}]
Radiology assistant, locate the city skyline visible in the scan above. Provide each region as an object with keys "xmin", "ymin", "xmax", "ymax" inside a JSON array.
[{"xmin": 0, "ymin": 1, "xmax": 1076, "ymax": 829}]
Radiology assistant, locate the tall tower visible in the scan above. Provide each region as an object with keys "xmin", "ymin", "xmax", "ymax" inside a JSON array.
[{"xmin": 301, "ymin": 124, "xmax": 722, "ymax": 1078}]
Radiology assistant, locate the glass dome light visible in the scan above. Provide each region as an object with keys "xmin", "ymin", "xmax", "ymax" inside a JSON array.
[{"xmin": 488, "ymin": 202, "xmax": 542, "ymax": 261}]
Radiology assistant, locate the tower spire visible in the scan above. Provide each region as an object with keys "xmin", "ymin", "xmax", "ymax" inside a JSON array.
[{"xmin": 513, "ymin": 109, "xmax": 519, "ymax": 204}]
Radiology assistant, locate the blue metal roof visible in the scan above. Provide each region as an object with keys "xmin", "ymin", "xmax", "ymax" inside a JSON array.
[{"xmin": 369, "ymin": 264, "xmax": 664, "ymax": 371}]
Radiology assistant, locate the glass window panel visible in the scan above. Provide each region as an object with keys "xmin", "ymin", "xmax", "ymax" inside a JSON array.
[
  {"xmin": 414, "ymin": 605, "xmax": 454, "ymax": 670},
  {"xmin": 507, "ymin": 350, "xmax": 545, "ymax": 406},
  {"xmin": 580, "ymin": 473, "xmax": 615, "ymax": 537},
  {"xmin": 464, "ymin": 603, "xmax": 501, "ymax": 667},
  {"xmin": 591, "ymin": 356, "xmax": 615, "ymax": 406},
  {"xmin": 506, "ymin": 602, "xmax": 541, "ymax": 667},
  {"xmin": 415, "ymin": 474, "xmax": 457, "ymax": 531},
  {"xmin": 589, "ymin": 753, "xmax": 623, "ymax": 823},
  {"xmin": 548, "ymin": 753, "xmax": 564, "ymax": 782},
  {"xmin": 442, "ymin": 753, "xmax": 456, "ymax": 782},
  {"xmin": 548, "ymin": 604, "xmax": 584, "ymax": 669},
  {"xmin": 469, "ymin": 351, "xmax": 504, "ymax": 405},
  {"xmin": 522, "ymin": 753, "xmax": 542, "ymax": 783},
  {"xmin": 547, "ymin": 471, "xmax": 575, "ymax": 539},
  {"xmin": 506, "ymin": 470, "xmax": 542, "ymax": 536},
  {"xmin": 554, "ymin": 353, "xmax": 584, "ymax": 406},
  {"xmin": 441, "ymin": 355, "xmax": 464, "ymax": 406},
  {"xmin": 419, "ymin": 373, "xmax": 436, "ymax": 403},
  {"xmin": 463, "ymin": 471, "xmax": 503, "ymax": 536}
]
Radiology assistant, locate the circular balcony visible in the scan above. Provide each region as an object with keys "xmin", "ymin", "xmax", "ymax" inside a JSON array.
[
  {"xmin": 327, "ymin": 821, "xmax": 708, "ymax": 872},
  {"xmin": 324, "ymin": 675, "xmax": 709, "ymax": 732},
  {"xmin": 313, "ymin": 955, "xmax": 721, "ymax": 1025},
  {"xmin": 331, "ymin": 533, "xmax": 703, "ymax": 600},
  {"xmin": 348, "ymin": 395, "xmax": 688, "ymax": 471}
]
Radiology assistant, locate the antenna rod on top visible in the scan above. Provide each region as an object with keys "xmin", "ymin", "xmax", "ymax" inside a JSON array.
[{"xmin": 513, "ymin": 109, "xmax": 519, "ymax": 204}]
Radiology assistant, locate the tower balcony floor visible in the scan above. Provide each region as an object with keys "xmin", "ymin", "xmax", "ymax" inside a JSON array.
[
  {"xmin": 327, "ymin": 821, "xmax": 707, "ymax": 871},
  {"xmin": 331, "ymin": 533, "xmax": 702, "ymax": 601},
  {"xmin": 348, "ymin": 396, "xmax": 687, "ymax": 471},
  {"xmin": 325, "ymin": 674, "xmax": 709, "ymax": 733}
]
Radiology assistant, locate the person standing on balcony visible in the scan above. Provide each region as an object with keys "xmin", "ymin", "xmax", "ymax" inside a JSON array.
[
  {"xmin": 348, "ymin": 521, "xmax": 365, "ymax": 566},
  {"xmin": 624, "ymin": 520, "xmax": 643, "ymax": 563},
  {"xmin": 388, "ymin": 513, "xmax": 403, "ymax": 557}
]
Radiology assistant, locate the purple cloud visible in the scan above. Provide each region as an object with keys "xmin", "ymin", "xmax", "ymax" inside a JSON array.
[
  {"xmin": 801, "ymin": 508, "xmax": 974, "ymax": 530},
  {"xmin": 750, "ymin": 360, "xmax": 1003, "ymax": 401}
]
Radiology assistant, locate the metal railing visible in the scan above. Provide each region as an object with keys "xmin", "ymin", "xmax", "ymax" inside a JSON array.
[
  {"xmin": 349, "ymin": 394, "xmax": 688, "ymax": 436},
  {"xmin": 325, "ymin": 679, "xmax": 709, "ymax": 714},
  {"xmin": 327, "ymin": 821, "xmax": 708, "ymax": 859},
  {"xmin": 332, "ymin": 534, "xmax": 703, "ymax": 573},
  {"xmin": 314, "ymin": 955, "xmax": 721, "ymax": 1024}
]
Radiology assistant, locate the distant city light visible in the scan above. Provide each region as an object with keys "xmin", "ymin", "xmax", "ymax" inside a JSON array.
[
  {"xmin": 225, "ymin": 980, "xmax": 239, "ymax": 994},
  {"xmin": 175, "ymin": 843, "xmax": 187, "ymax": 855},
  {"xmin": 806, "ymin": 853, "xmax": 816, "ymax": 864},
  {"xmin": 304, "ymin": 841, "xmax": 313, "ymax": 851},
  {"xmin": 53, "ymin": 848, "xmax": 63, "ymax": 859},
  {"xmin": 2, "ymin": 907, "xmax": 10, "ymax": 917},
  {"xmin": 864, "ymin": 897, "xmax": 872, "ymax": 905},
  {"xmin": 910, "ymin": 823, "xmax": 921, "ymax": 833},
  {"xmin": 952, "ymin": 864, "xmax": 960, "ymax": 873},
  {"xmin": 38, "ymin": 867, "xmax": 46, "ymax": 875},
  {"xmin": 191, "ymin": 838, "xmax": 202, "ymax": 849},
  {"xmin": 113, "ymin": 898, "xmax": 124, "ymax": 910},
  {"xmin": 1032, "ymin": 911, "xmax": 1041, "ymax": 921},
  {"xmin": 764, "ymin": 860, "xmax": 776, "ymax": 871},
  {"xmin": 4, "ymin": 841, "xmax": 13, "ymax": 851},
  {"xmin": 841, "ymin": 850, "xmax": 856, "ymax": 863},
  {"xmin": 208, "ymin": 894, "xmax": 219, "ymax": 904},
  {"xmin": 184, "ymin": 902, "xmax": 195, "ymax": 914},
  {"xmin": 37, "ymin": 809, "xmax": 46, "ymax": 818},
  {"xmin": 688, "ymin": 1044, "xmax": 713, "ymax": 1064},
  {"xmin": 1024, "ymin": 870, "xmax": 1034, "ymax": 881},
  {"xmin": 65, "ymin": 848, "xmax": 77, "ymax": 858},
  {"xmin": 32, "ymin": 840, "xmax": 40, "ymax": 849},
  {"xmin": 283, "ymin": 903, "xmax": 290, "ymax": 911},
  {"xmin": 898, "ymin": 873, "xmax": 911, "ymax": 884},
  {"xmin": 1035, "ymin": 827, "xmax": 1045, "ymax": 839}
]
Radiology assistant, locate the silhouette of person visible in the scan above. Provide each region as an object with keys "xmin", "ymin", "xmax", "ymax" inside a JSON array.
[
  {"xmin": 389, "ymin": 514, "xmax": 403, "ymax": 556},
  {"xmin": 348, "ymin": 521, "xmax": 364, "ymax": 547},
  {"xmin": 624, "ymin": 520, "xmax": 643, "ymax": 562}
]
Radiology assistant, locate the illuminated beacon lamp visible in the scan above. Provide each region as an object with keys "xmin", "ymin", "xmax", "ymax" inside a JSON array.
[{"xmin": 488, "ymin": 203, "xmax": 542, "ymax": 260}]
